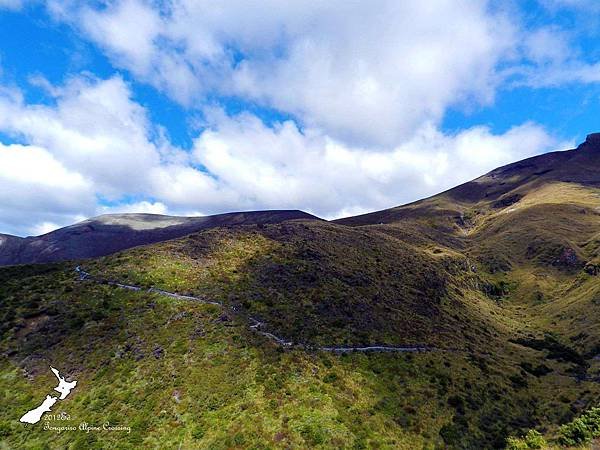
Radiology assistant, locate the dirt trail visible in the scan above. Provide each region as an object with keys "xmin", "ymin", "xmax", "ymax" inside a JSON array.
[{"xmin": 75, "ymin": 266, "xmax": 431, "ymax": 353}]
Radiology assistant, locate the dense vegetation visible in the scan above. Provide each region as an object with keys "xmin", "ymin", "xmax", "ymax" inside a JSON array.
[
  {"xmin": 1, "ymin": 257, "xmax": 599, "ymax": 449},
  {"xmin": 2, "ymin": 142, "xmax": 600, "ymax": 448}
]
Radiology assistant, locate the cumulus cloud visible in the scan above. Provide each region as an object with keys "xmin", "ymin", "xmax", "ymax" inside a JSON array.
[
  {"xmin": 0, "ymin": 142, "xmax": 95, "ymax": 235},
  {"xmin": 522, "ymin": 27, "xmax": 573, "ymax": 65},
  {"xmin": 48, "ymin": 0, "xmax": 600, "ymax": 141},
  {"xmin": 0, "ymin": 76, "xmax": 164, "ymax": 197},
  {"xmin": 0, "ymin": 76, "xmax": 218, "ymax": 234},
  {"xmin": 0, "ymin": 73, "xmax": 564, "ymax": 235},
  {"xmin": 0, "ymin": 76, "xmax": 247, "ymax": 233},
  {"xmin": 48, "ymin": 0, "xmax": 519, "ymax": 146},
  {"xmin": 504, "ymin": 24, "xmax": 600, "ymax": 88},
  {"xmin": 525, "ymin": 62, "xmax": 600, "ymax": 86},
  {"xmin": 97, "ymin": 201, "xmax": 169, "ymax": 216},
  {"xmin": 0, "ymin": 2, "xmax": 581, "ymax": 235},
  {"xmin": 0, "ymin": 75, "xmax": 235, "ymax": 209},
  {"xmin": 193, "ymin": 113, "xmax": 564, "ymax": 218},
  {"xmin": 498, "ymin": 2, "xmax": 600, "ymax": 87}
]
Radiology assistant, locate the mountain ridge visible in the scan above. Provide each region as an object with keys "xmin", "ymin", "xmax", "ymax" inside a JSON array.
[
  {"xmin": 336, "ymin": 135, "xmax": 600, "ymax": 227},
  {"xmin": 3, "ymin": 134, "xmax": 599, "ymax": 266},
  {"xmin": 0, "ymin": 210, "xmax": 319, "ymax": 266}
]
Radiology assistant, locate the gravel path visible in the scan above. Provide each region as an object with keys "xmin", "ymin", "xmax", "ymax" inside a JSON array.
[{"xmin": 75, "ymin": 266, "xmax": 430, "ymax": 354}]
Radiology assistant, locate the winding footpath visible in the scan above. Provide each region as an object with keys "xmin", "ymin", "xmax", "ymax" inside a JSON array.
[{"xmin": 75, "ymin": 266, "xmax": 431, "ymax": 354}]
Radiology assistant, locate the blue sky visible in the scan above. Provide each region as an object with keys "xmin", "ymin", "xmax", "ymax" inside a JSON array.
[{"xmin": 0, "ymin": 0, "xmax": 599, "ymax": 236}]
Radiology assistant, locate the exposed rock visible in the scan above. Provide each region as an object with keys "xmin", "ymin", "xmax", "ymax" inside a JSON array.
[
  {"xmin": 577, "ymin": 132, "xmax": 600, "ymax": 151},
  {"xmin": 15, "ymin": 314, "xmax": 50, "ymax": 338},
  {"xmin": 492, "ymin": 193, "xmax": 523, "ymax": 209},
  {"xmin": 167, "ymin": 311, "xmax": 188, "ymax": 325},
  {"xmin": 481, "ymin": 280, "xmax": 511, "ymax": 299},
  {"xmin": 152, "ymin": 346, "xmax": 164, "ymax": 359},
  {"xmin": 585, "ymin": 263, "xmax": 600, "ymax": 276},
  {"xmin": 455, "ymin": 212, "xmax": 473, "ymax": 229},
  {"xmin": 190, "ymin": 326, "xmax": 205, "ymax": 339},
  {"xmin": 553, "ymin": 247, "xmax": 581, "ymax": 268}
]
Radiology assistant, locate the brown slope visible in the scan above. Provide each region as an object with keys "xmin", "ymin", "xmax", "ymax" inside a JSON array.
[
  {"xmin": 335, "ymin": 133, "xmax": 600, "ymax": 228},
  {"xmin": 0, "ymin": 210, "xmax": 321, "ymax": 266}
]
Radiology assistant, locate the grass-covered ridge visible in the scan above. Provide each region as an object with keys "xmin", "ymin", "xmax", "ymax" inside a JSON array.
[
  {"xmin": 3, "ymin": 146, "xmax": 600, "ymax": 448},
  {"xmin": 90, "ymin": 220, "xmax": 536, "ymax": 356}
]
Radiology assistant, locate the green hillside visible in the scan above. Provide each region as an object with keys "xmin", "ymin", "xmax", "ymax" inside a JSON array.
[{"xmin": 2, "ymin": 138, "xmax": 600, "ymax": 449}]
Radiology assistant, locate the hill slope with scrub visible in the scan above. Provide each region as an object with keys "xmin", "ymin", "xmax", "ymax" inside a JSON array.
[{"xmin": 3, "ymin": 135, "xmax": 600, "ymax": 448}]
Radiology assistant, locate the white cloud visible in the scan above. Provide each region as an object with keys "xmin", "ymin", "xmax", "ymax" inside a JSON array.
[
  {"xmin": 31, "ymin": 221, "xmax": 64, "ymax": 235},
  {"xmin": 80, "ymin": 0, "xmax": 162, "ymax": 76},
  {"xmin": 193, "ymin": 112, "xmax": 563, "ymax": 219},
  {"xmin": 97, "ymin": 201, "xmax": 169, "ymax": 215},
  {"xmin": 522, "ymin": 27, "xmax": 572, "ymax": 65},
  {"xmin": 47, "ymin": 0, "xmax": 600, "ymax": 144},
  {"xmin": 0, "ymin": 142, "xmax": 95, "ymax": 236},
  {"xmin": 0, "ymin": 143, "xmax": 88, "ymax": 191},
  {"xmin": 50, "ymin": 0, "xmax": 518, "ymax": 146},
  {"xmin": 228, "ymin": 1, "xmax": 517, "ymax": 146},
  {"xmin": 526, "ymin": 63, "xmax": 600, "ymax": 86},
  {"xmin": 0, "ymin": 76, "xmax": 244, "ymax": 234},
  {"xmin": 0, "ymin": 75, "xmax": 168, "ymax": 197},
  {"xmin": 502, "ymin": 23, "xmax": 600, "ymax": 88},
  {"xmin": 0, "ymin": 73, "xmax": 565, "ymax": 236}
]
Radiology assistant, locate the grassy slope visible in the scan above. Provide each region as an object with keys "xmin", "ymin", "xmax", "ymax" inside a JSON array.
[
  {"xmin": 86, "ymin": 222, "xmax": 482, "ymax": 348},
  {"xmin": 0, "ymin": 263, "xmax": 521, "ymax": 450},
  {"xmin": 1, "ymin": 210, "xmax": 599, "ymax": 449},
  {"xmin": 3, "ymin": 147, "xmax": 600, "ymax": 448}
]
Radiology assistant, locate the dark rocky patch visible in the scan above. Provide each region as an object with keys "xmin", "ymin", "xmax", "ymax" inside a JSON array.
[{"xmin": 492, "ymin": 193, "xmax": 523, "ymax": 209}]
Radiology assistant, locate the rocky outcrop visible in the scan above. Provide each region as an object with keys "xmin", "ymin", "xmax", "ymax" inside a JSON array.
[
  {"xmin": 492, "ymin": 193, "xmax": 523, "ymax": 209},
  {"xmin": 577, "ymin": 133, "xmax": 600, "ymax": 151},
  {"xmin": 585, "ymin": 262, "xmax": 600, "ymax": 276},
  {"xmin": 552, "ymin": 247, "xmax": 582, "ymax": 268}
]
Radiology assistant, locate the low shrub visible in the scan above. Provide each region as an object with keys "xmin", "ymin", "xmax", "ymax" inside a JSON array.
[
  {"xmin": 557, "ymin": 407, "xmax": 600, "ymax": 446},
  {"xmin": 505, "ymin": 429, "xmax": 546, "ymax": 449}
]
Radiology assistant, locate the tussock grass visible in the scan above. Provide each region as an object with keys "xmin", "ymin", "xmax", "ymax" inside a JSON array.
[{"xmin": 4, "ymin": 150, "xmax": 600, "ymax": 447}]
